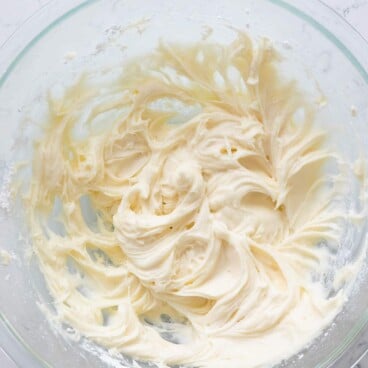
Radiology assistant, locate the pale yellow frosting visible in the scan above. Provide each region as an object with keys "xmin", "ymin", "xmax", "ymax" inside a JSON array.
[{"xmin": 27, "ymin": 34, "xmax": 347, "ymax": 367}]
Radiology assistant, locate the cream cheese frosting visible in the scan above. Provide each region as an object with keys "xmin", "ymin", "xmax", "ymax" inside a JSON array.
[{"xmin": 27, "ymin": 34, "xmax": 349, "ymax": 367}]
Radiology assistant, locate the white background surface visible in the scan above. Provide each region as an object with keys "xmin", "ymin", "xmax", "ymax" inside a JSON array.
[{"xmin": 0, "ymin": 0, "xmax": 368, "ymax": 367}]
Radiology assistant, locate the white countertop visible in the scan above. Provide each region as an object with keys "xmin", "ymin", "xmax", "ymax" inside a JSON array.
[{"xmin": 0, "ymin": 1, "xmax": 368, "ymax": 367}]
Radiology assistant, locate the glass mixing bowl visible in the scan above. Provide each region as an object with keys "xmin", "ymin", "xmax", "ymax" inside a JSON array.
[{"xmin": 0, "ymin": 0, "xmax": 368, "ymax": 367}]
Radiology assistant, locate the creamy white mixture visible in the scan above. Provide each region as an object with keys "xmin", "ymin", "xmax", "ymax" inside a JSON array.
[
  {"xmin": 0, "ymin": 249, "xmax": 12, "ymax": 266},
  {"xmin": 27, "ymin": 34, "xmax": 351, "ymax": 367}
]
